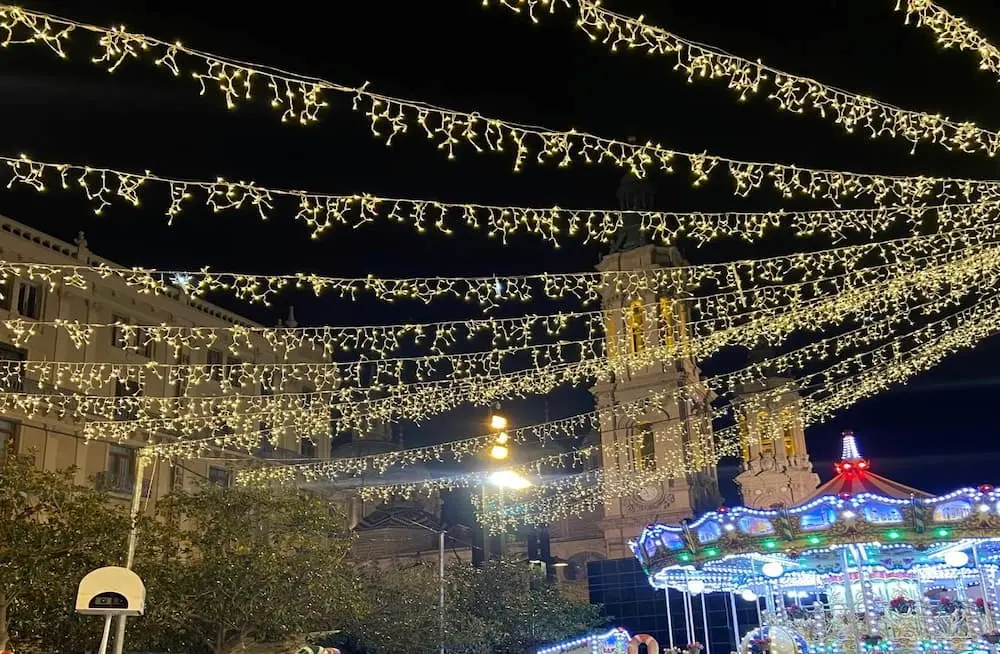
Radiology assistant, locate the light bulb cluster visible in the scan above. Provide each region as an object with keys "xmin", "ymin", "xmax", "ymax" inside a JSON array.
[
  {"xmin": 897, "ymin": 0, "xmax": 1000, "ymax": 84},
  {"xmin": 6, "ymin": 243, "xmax": 998, "ymax": 459},
  {"xmin": 571, "ymin": 1, "xmax": 1000, "ymax": 156},
  {"xmin": 1, "ymin": 218, "xmax": 997, "ymax": 313},
  {"xmin": 2, "ymin": 11, "xmax": 1000, "ymax": 199},
  {"xmin": 1, "ymin": 154, "xmax": 996, "ymax": 246},
  {"xmin": 483, "ymin": 293, "xmax": 1000, "ymax": 529}
]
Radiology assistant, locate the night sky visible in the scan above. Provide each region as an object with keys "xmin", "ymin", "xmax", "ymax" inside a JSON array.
[{"xmin": 2, "ymin": 0, "xmax": 1000, "ymax": 503}]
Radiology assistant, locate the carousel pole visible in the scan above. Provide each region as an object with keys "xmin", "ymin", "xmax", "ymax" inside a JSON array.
[
  {"xmin": 729, "ymin": 592, "xmax": 741, "ymax": 647},
  {"xmin": 701, "ymin": 592, "xmax": 712, "ymax": 654},
  {"xmin": 666, "ymin": 589, "xmax": 676, "ymax": 650},
  {"xmin": 973, "ymin": 542, "xmax": 994, "ymax": 632},
  {"xmin": 839, "ymin": 547, "xmax": 862, "ymax": 652}
]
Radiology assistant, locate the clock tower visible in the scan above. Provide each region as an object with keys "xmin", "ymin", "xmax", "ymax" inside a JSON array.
[
  {"xmin": 733, "ymin": 343, "xmax": 820, "ymax": 508},
  {"xmin": 594, "ymin": 171, "xmax": 722, "ymax": 558}
]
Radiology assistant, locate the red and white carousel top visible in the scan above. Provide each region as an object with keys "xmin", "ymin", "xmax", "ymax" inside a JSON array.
[{"xmin": 805, "ymin": 431, "xmax": 930, "ymax": 500}]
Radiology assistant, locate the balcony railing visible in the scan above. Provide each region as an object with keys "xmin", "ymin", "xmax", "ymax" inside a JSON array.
[{"xmin": 95, "ymin": 471, "xmax": 152, "ymax": 497}]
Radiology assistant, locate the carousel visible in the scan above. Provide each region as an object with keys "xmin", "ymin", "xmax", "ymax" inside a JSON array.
[{"xmin": 630, "ymin": 433, "xmax": 1000, "ymax": 654}]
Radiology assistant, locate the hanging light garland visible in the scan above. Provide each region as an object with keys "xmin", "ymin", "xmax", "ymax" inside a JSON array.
[
  {"xmin": 3, "ymin": 218, "xmax": 999, "ymax": 310},
  {"xmin": 896, "ymin": 0, "xmax": 1000, "ymax": 82},
  {"xmin": 11, "ymin": 241, "xmax": 1000, "ymax": 446},
  {"xmin": 1, "ymin": 11, "xmax": 1000, "ymax": 199},
  {"xmin": 2, "ymin": 155, "xmax": 998, "ymax": 246},
  {"xmin": 482, "ymin": 291, "xmax": 1000, "ymax": 529},
  {"xmin": 233, "ymin": 281, "xmax": 1000, "ymax": 489},
  {"xmin": 489, "ymin": 0, "xmax": 1000, "ymax": 157}
]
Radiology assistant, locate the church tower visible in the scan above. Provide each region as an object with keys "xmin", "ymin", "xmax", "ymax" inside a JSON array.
[
  {"xmin": 733, "ymin": 343, "xmax": 819, "ymax": 508},
  {"xmin": 594, "ymin": 170, "xmax": 721, "ymax": 558}
]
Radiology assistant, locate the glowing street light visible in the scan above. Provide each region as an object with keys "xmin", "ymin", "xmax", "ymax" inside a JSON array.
[{"xmin": 488, "ymin": 470, "xmax": 532, "ymax": 490}]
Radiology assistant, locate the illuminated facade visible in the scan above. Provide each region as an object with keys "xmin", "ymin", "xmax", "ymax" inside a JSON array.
[
  {"xmin": 0, "ymin": 216, "xmax": 329, "ymax": 508},
  {"xmin": 733, "ymin": 358, "xmax": 820, "ymax": 508}
]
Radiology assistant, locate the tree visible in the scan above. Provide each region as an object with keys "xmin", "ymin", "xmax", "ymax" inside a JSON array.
[
  {"xmin": 0, "ymin": 454, "xmax": 132, "ymax": 653},
  {"xmin": 136, "ymin": 483, "xmax": 361, "ymax": 654},
  {"xmin": 350, "ymin": 558, "xmax": 605, "ymax": 654}
]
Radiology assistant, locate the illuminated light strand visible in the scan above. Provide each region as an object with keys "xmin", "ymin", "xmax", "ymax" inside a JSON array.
[
  {"xmin": 346, "ymin": 291, "xmax": 1000, "ymax": 500},
  {"xmin": 486, "ymin": 292, "xmax": 1000, "ymax": 528},
  {"xmin": 8, "ymin": 241, "xmax": 997, "ymax": 450},
  {"xmin": 5, "ymin": 157, "xmax": 998, "ymax": 248},
  {"xmin": 228, "ymin": 280, "xmax": 986, "ymax": 479},
  {"xmin": 896, "ymin": 0, "xmax": 1000, "ymax": 83},
  {"xmin": 8, "ymin": 225, "xmax": 999, "ymax": 396},
  {"xmin": 499, "ymin": 0, "xmax": 1000, "ymax": 156},
  {"xmin": 19, "ymin": 243, "xmax": 1000, "ymax": 428},
  {"xmin": 1, "ymin": 11, "xmax": 999, "ymax": 199},
  {"xmin": 2, "ymin": 219, "xmax": 999, "ymax": 310},
  {"xmin": 49, "ymin": 242, "xmax": 1000, "ymax": 441}
]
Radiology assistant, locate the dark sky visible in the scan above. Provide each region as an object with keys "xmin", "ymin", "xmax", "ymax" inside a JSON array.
[{"xmin": 2, "ymin": 0, "xmax": 1000, "ymax": 501}]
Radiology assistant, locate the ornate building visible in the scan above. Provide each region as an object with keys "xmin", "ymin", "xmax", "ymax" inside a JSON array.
[
  {"xmin": 733, "ymin": 344, "xmax": 820, "ymax": 508},
  {"xmin": 0, "ymin": 216, "xmax": 329, "ymax": 508}
]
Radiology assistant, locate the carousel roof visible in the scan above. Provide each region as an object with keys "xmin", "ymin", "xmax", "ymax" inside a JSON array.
[
  {"xmin": 629, "ymin": 432, "xmax": 1000, "ymax": 593},
  {"xmin": 804, "ymin": 432, "xmax": 930, "ymax": 501}
]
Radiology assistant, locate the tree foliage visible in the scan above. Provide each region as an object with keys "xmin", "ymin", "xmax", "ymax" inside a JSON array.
[
  {"xmin": 129, "ymin": 483, "xmax": 362, "ymax": 654},
  {"xmin": 350, "ymin": 558, "xmax": 605, "ymax": 654},
  {"xmin": 0, "ymin": 454, "xmax": 132, "ymax": 653}
]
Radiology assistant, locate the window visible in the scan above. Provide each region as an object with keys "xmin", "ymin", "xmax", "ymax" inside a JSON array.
[
  {"xmin": 739, "ymin": 414, "xmax": 750, "ymax": 462},
  {"xmin": 206, "ymin": 348, "xmax": 224, "ymax": 382},
  {"xmin": 16, "ymin": 282, "xmax": 41, "ymax": 319},
  {"xmin": 139, "ymin": 327, "xmax": 155, "ymax": 359},
  {"xmin": 0, "ymin": 419, "xmax": 18, "ymax": 458},
  {"xmin": 634, "ymin": 424, "xmax": 655, "ymax": 472},
  {"xmin": 300, "ymin": 437, "xmax": 317, "ymax": 458},
  {"xmin": 111, "ymin": 315, "xmax": 131, "ymax": 348},
  {"xmin": 208, "ymin": 465, "xmax": 230, "ymax": 487},
  {"xmin": 226, "ymin": 356, "xmax": 243, "ymax": 387},
  {"xmin": 605, "ymin": 311, "xmax": 618, "ymax": 360},
  {"xmin": 758, "ymin": 410, "xmax": 775, "ymax": 456},
  {"xmin": 660, "ymin": 298, "xmax": 675, "ymax": 350},
  {"xmin": 0, "ymin": 276, "xmax": 12, "ymax": 311},
  {"xmin": 113, "ymin": 379, "xmax": 141, "ymax": 421},
  {"xmin": 174, "ymin": 353, "xmax": 190, "ymax": 397},
  {"xmin": 0, "ymin": 342, "xmax": 26, "ymax": 393},
  {"xmin": 102, "ymin": 445, "xmax": 135, "ymax": 493},
  {"xmin": 781, "ymin": 408, "xmax": 796, "ymax": 457},
  {"xmin": 626, "ymin": 299, "xmax": 645, "ymax": 355}
]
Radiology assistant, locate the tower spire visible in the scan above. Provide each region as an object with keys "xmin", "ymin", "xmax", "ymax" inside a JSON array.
[{"xmin": 834, "ymin": 430, "xmax": 870, "ymax": 476}]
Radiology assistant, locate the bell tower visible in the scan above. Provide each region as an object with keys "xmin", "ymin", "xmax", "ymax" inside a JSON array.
[
  {"xmin": 734, "ymin": 342, "xmax": 819, "ymax": 508},
  {"xmin": 595, "ymin": 168, "xmax": 721, "ymax": 558}
]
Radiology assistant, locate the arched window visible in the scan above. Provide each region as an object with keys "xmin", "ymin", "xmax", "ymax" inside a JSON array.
[
  {"xmin": 626, "ymin": 299, "xmax": 645, "ymax": 354},
  {"xmin": 605, "ymin": 309, "xmax": 618, "ymax": 360},
  {"xmin": 757, "ymin": 409, "xmax": 774, "ymax": 456},
  {"xmin": 634, "ymin": 423, "xmax": 656, "ymax": 471},
  {"xmin": 739, "ymin": 414, "xmax": 750, "ymax": 461},
  {"xmin": 781, "ymin": 407, "xmax": 796, "ymax": 457},
  {"xmin": 659, "ymin": 298, "xmax": 675, "ymax": 350}
]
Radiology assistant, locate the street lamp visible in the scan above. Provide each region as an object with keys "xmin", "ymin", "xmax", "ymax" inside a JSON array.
[{"xmin": 488, "ymin": 469, "xmax": 532, "ymax": 490}]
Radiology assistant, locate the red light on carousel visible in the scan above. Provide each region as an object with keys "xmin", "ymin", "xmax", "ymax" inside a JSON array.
[
  {"xmin": 857, "ymin": 461, "xmax": 868, "ymax": 469},
  {"xmin": 717, "ymin": 505, "xmax": 729, "ymax": 514},
  {"xmin": 979, "ymin": 484, "xmax": 994, "ymax": 494},
  {"xmin": 839, "ymin": 492, "xmax": 852, "ymax": 500}
]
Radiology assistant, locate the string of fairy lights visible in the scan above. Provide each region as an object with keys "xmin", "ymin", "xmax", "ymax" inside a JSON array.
[
  {"xmin": 896, "ymin": 0, "xmax": 1000, "ymax": 82},
  {"xmin": 478, "ymin": 291, "xmax": 1000, "ymax": 530},
  {"xmin": 238, "ymin": 287, "xmax": 1000, "ymax": 500},
  {"xmin": 3, "ymin": 155, "xmax": 1000, "ymax": 247},
  {"xmin": 8, "ymin": 239, "xmax": 998, "ymax": 449},
  {"xmin": 2, "ymin": 8, "xmax": 1000, "ymax": 203},
  {"xmin": 2, "ymin": 219, "xmax": 999, "ymax": 311},
  {"xmin": 488, "ymin": 0, "xmax": 1000, "ymax": 156},
  {"xmin": 0, "ymin": 0, "xmax": 996, "ymax": 537}
]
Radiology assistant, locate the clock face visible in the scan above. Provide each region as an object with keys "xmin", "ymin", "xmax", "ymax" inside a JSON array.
[{"xmin": 637, "ymin": 485, "xmax": 661, "ymax": 503}]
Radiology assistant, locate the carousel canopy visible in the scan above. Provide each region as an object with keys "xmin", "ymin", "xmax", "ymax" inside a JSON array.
[
  {"xmin": 630, "ymin": 432, "xmax": 1000, "ymax": 593},
  {"xmin": 804, "ymin": 432, "xmax": 930, "ymax": 501}
]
